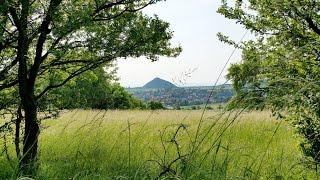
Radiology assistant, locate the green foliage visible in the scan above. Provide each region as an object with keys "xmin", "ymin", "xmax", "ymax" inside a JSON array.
[
  {"xmin": 41, "ymin": 66, "xmax": 146, "ymax": 110},
  {"xmin": 0, "ymin": 0, "xmax": 181, "ymax": 115},
  {"xmin": 0, "ymin": 0, "xmax": 181, "ymax": 174},
  {"xmin": 147, "ymin": 101, "xmax": 165, "ymax": 110},
  {"xmin": 191, "ymin": 106, "xmax": 200, "ymax": 110},
  {"xmin": 218, "ymin": 0, "xmax": 320, "ymax": 165}
]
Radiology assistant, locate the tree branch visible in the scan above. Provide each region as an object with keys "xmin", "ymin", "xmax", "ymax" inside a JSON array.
[
  {"xmin": 0, "ymin": 80, "xmax": 18, "ymax": 91},
  {"xmin": 29, "ymin": 0, "xmax": 63, "ymax": 85},
  {"xmin": 36, "ymin": 57, "xmax": 115, "ymax": 99},
  {"xmin": 94, "ymin": 0, "xmax": 127, "ymax": 14},
  {"xmin": 305, "ymin": 17, "xmax": 320, "ymax": 36}
]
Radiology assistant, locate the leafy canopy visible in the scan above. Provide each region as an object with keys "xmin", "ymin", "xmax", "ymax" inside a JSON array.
[
  {"xmin": 218, "ymin": 0, "xmax": 320, "ymax": 164},
  {"xmin": 47, "ymin": 66, "xmax": 146, "ymax": 110},
  {"xmin": 0, "ymin": 0, "xmax": 181, "ymax": 109},
  {"xmin": 0, "ymin": 0, "xmax": 181, "ymax": 173}
]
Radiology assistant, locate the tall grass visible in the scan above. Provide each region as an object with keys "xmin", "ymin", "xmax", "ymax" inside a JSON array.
[{"xmin": 0, "ymin": 110, "xmax": 318, "ymax": 179}]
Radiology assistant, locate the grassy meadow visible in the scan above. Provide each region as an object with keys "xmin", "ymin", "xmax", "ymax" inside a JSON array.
[{"xmin": 0, "ymin": 110, "xmax": 318, "ymax": 179}]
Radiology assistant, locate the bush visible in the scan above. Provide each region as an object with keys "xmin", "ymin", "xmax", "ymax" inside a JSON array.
[
  {"xmin": 148, "ymin": 101, "xmax": 165, "ymax": 110},
  {"xmin": 47, "ymin": 68, "xmax": 146, "ymax": 110}
]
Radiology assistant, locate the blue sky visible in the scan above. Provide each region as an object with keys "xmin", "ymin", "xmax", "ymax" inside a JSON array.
[{"xmin": 117, "ymin": 0, "xmax": 249, "ymax": 87}]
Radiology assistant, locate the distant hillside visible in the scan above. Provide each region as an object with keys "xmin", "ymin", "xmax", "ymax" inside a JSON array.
[
  {"xmin": 126, "ymin": 84, "xmax": 234, "ymax": 107},
  {"xmin": 143, "ymin": 78, "xmax": 177, "ymax": 89}
]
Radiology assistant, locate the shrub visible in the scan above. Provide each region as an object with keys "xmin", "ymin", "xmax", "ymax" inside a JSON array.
[{"xmin": 148, "ymin": 101, "xmax": 165, "ymax": 110}]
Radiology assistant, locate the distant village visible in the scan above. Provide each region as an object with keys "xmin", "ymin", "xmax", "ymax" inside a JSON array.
[{"xmin": 126, "ymin": 78, "xmax": 234, "ymax": 108}]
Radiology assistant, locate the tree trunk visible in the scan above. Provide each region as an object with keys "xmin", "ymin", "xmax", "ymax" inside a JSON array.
[
  {"xmin": 15, "ymin": 107, "xmax": 22, "ymax": 160},
  {"xmin": 12, "ymin": 0, "xmax": 40, "ymax": 176},
  {"xmin": 14, "ymin": 0, "xmax": 40, "ymax": 175},
  {"xmin": 19, "ymin": 92, "xmax": 40, "ymax": 176}
]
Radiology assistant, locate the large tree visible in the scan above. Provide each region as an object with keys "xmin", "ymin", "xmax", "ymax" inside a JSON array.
[
  {"xmin": 47, "ymin": 66, "xmax": 146, "ymax": 110},
  {"xmin": 218, "ymin": 0, "xmax": 320, "ymax": 166},
  {"xmin": 0, "ymin": 0, "xmax": 181, "ymax": 175}
]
